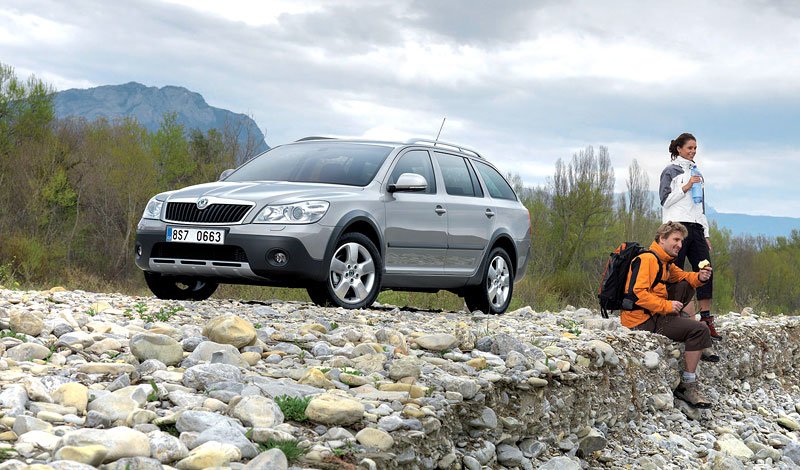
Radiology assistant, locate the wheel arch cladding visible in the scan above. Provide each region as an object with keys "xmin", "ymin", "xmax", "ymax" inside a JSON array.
[
  {"xmin": 343, "ymin": 219, "xmax": 382, "ymax": 253},
  {"xmin": 492, "ymin": 234, "xmax": 517, "ymax": 276}
]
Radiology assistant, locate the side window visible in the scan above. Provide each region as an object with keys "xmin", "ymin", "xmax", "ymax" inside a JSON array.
[
  {"xmin": 473, "ymin": 161, "xmax": 517, "ymax": 201},
  {"xmin": 436, "ymin": 153, "xmax": 478, "ymax": 197},
  {"xmin": 388, "ymin": 150, "xmax": 436, "ymax": 194},
  {"xmin": 466, "ymin": 159, "xmax": 484, "ymax": 198}
]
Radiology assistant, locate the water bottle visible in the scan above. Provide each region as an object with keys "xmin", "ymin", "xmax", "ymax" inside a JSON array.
[{"xmin": 690, "ymin": 166, "xmax": 703, "ymax": 204}]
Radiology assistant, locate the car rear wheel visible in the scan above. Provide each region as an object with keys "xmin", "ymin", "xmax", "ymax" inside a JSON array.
[
  {"xmin": 143, "ymin": 271, "xmax": 218, "ymax": 301},
  {"xmin": 306, "ymin": 232, "xmax": 382, "ymax": 309},
  {"xmin": 465, "ymin": 247, "xmax": 514, "ymax": 314}
]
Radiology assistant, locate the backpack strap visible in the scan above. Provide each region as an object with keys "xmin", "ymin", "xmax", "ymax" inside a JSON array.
[
  {"xmin": 642, "ymin": 250, "xmax": 665, "ymax": 288},
  {"xmin": 623, "ymin": 251, "xmax": 668, "ymax": 325}
]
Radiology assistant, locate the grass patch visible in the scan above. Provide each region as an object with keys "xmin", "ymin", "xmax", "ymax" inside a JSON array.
[
  {"xmin": 156, "ymin": 422, "xmax": 180, "ymax": 437},
  {"xmin": 140, "ymin": 304, "xmax": 184, "ymax": 323},
  {"xmin": 274, "ymin": 395, "xmax": 312, "ymax": 422},
  {"xmin": 258, "ymin": 439, "xmax": 306, "ymax": 462},
  {"xmin": 0, "ymin": 259, "xmax": 21, "ymax": 290},
  {"xmin": 330, "ymin": 441, "xmax": 359, "ymax": 464},
  {"xmin": 376, "ymin": 290, "xmax": 464, "ymax": 311},
  {"xmin": 124, "ymin": 301, "xmax": 148, "ymax": 318},
  {"xmin": 215, "ymin": 284, "xmax": 311, "ymax": 302},
  {"xmin": 561, "ymin": 318, "xmax": 582, "ymax": 336},
  {"xmin": 147, "ymin": 381, "xmax": 159, "ymax": 402},
  {"xmin": 0, "ymin": 447, "xmax": 18, "ymax": 462},
  {"xmin": 0, "ymin": 330, "xmax": 26, "ymax": 342}
]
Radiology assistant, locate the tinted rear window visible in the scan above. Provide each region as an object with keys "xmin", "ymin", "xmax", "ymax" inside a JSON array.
[
  {"xmin": 225, "ymin": 142, "xmax": 393, "ymax": 186},
  {"xmin": 473, "ymin": 160, "xmax": 517, "ymax": 201}
]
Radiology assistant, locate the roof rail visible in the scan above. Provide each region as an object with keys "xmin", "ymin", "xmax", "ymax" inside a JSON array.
[
  {"xmin": 404, "ymin": 138, "xmax": 483, "ymax": 159},
  {"xmin": 295, "ymin": 136, "xmax": 336, "ymax": 142}
]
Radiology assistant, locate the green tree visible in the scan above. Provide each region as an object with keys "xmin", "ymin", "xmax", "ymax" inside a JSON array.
[
  {"xmin": 618, "ymin": 158, "xmax": 658, "ymax": 243},
  {"xmin": 550, "ymin": 146, "xmax": 616, "ymax": 271},
  {"xmin": 0, "ymin": 62, "xmax": 59, "ymax": 282},
  {"xmin": 0, "ymin": 62, "xmax": 54, "ymax": 158},
  {"xmin": 188, "ymin": 127, "xmax": 236, "ymax": 184},
  {"xmin": 151, "ymin": 112, "xmax": 194, "ymax": 188}
]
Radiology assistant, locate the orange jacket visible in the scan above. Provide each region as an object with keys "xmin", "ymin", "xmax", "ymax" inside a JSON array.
[{"xmin": 620, "ymin": 241, "xmax": 704, "ymax": 328}]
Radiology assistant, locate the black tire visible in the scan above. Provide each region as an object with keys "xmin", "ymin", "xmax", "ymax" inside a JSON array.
[
  {"xmin": 307, "ymin": 232, "xmax": 382, "ymax": 309},
  {"xmin": 306, "ymin": 282, "xmax": 334, "ymax": 307},
  {"xmin": 143, "ymin": 271, "xmax": 218, "ymax": 301},
  {"xmin": 465, "ymin": 247, "xmax": 514, "ymax": 314}
]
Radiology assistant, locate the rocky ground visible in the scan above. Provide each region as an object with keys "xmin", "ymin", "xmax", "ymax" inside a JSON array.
[{"xmin": 1, "ymin": 288, "xmax": 800, "ymax": 470}]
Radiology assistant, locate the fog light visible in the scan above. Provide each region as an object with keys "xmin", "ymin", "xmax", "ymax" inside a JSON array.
[
  {"xmin": 135, "ymin": 244, "xmax": 143, "ymax": 258},
  {"xmin": 267, "ymin": 249, "xmax": 289, "ymax": 267}
]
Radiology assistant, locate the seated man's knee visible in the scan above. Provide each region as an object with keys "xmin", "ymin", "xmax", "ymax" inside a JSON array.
[{"xmin": 668, "ymin": 281, "xmax": 696, "ymax": 307}]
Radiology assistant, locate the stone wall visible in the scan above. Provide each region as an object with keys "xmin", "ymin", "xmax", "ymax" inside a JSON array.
[{"xmin": 1, "ymin": 289, "xmax": 800, "ymax": 469}]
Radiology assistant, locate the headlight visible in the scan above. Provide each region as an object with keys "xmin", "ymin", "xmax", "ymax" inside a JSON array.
[
  {"xmin": 142, "ymin": 197, "xmax": 164, "ymax": 220},
  {"xmin": 254, "ymin": 201, "xmax": 330, "ymax": 224}
]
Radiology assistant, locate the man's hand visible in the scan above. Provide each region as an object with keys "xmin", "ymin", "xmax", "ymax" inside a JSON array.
[
  {"xmin": 698, "ymin": 266, "xmax": 712, "ymax": 282},
  {"xmin": 671, "ymin": 301, "xmax": 684, "ymax": 314}
]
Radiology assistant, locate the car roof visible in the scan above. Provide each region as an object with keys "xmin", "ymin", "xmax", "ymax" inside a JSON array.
[{"xmin": 291, "ymin": 136, "xmax": 485, "ymax": 160}]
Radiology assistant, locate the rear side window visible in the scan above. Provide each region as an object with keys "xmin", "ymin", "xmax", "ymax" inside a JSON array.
[
  {"xmin": 473, "ymin": 161, "xmax": 517, "ymax": 201},
  {"xmin": 388, "ymin": 150, "xmax": 436, "ymax": 194},
  {"xmin": 435, "ymin": 153, "xmax": 482, "ymax": 198}
]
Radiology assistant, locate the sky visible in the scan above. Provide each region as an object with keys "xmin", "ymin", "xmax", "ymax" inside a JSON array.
[{"xmin": 2, "ymin": 0, "xmax": 800, "ymax": 218}]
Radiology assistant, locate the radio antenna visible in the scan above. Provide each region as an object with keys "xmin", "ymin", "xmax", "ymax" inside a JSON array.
[{"xmin": 434, "ymin": 117, "xmax": 446, "ymax": 144}]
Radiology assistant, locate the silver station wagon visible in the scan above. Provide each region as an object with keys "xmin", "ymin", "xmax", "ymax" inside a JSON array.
[{"xmin": 135, "ymin": 138, "xmax": 531, "ymax": 314}]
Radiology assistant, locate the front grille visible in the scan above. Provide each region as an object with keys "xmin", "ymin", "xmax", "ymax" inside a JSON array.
[
  {"xmin": 151, "ymin": 243, "xmax": 249, "ymax": 262},
  {"xmin": 165, "ymin": 202, "xmax": 251, "ymax": 224}
]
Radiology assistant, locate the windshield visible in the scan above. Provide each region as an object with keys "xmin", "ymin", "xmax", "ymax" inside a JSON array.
[{"xmin": 225, "ymin": 142, "xmax": 393, "ymax": 186}]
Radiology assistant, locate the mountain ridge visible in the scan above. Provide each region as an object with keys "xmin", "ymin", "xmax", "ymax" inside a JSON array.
[
  {"xmin": 706, "ymin": 206, "xmax": 799, "ymax": 239},
  {"xmin": 53, "ymin": 82, "xmax": 269, "ymax": 159}
]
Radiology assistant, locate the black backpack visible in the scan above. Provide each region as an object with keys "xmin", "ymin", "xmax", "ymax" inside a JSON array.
[{"xmin": 597, "ymin": 242, "xmax": 663, "ymax": 318}]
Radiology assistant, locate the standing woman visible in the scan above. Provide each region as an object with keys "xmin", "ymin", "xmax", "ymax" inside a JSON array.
[{"xmin": 659, "ymin": 133, "xmax": 721, "ymax": 340}]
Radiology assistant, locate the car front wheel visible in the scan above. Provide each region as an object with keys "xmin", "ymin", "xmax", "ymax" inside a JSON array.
[
  {"xmin": 143, "ymin": 272, "xmax": 218, "ymax": 301},
  {"xmin": 306, "ymin": 233, "xmax": 382, "ymax": 309},
  {"xmin": 465, "ymin": 247, "xmax": 514, "ymax": 314}
]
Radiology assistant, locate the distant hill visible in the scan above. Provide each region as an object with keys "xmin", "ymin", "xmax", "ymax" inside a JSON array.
[
  {"xmin": 624, "ymin": 191, "xmax": 799, "ymax": 238},
  {"xmin": 53, "ymin": 82, "xmax": 269, "ymax": 161},
  {"xmin": 706, "ymin": 207, "xmax": 799, "ymax": 239}
]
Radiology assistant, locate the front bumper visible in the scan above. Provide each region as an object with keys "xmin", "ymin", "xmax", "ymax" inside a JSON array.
[{"xmin": 134, "ymin": 219, "xmax": 332, "ymax": 286}]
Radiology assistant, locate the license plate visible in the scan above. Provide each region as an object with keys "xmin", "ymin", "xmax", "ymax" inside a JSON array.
[{"xmin": 166, "ymin": 227, "xmax": 225, "ymax": 245}]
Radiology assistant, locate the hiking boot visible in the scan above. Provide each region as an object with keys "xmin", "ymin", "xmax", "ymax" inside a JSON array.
[
  {"xmin": 701, "ymin": 350, "xmax": 720, "ymax": 362},
  {"xmin": 674, "ymin": 381, "xmax": 712, "ymax": 408},
  {"xmin": 700, "ymin": 315, "xmax": 722, "ymax": 340}
]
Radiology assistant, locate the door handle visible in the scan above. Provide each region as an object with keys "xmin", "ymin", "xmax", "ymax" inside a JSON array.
[
  {"xmin": 485, "ymin": 209, "xmax": 495, "ymax": 218},
  {"xmin": 435, "ymin": 205, "xmax": 447, "ymax": 215}
]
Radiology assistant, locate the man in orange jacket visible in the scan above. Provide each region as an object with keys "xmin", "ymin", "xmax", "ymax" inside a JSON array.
[{"xmin": 621, "ymin": 221, "xmax": 714, "ymax": 408}]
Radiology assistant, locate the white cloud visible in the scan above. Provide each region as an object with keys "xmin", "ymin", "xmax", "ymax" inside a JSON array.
[
  {"xmin": 160, "ymin": 0, "xmax": 323, "ymax": 26},
  {"xmin": 0, "ymin": 9, "xmax": 75, "ymax": 46},
  {"xmin": 2, "ymin": 0, "xmax": 799, "ymax": 218}
]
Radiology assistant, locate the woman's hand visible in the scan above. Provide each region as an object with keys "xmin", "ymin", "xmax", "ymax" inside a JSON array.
[
  {"xmin": 706, "ymin": 237, "xmax": 713, "ymax": 253},
  {"xmin": 682, "ymin": 175, "xmax": 703, "ymax": 193}
]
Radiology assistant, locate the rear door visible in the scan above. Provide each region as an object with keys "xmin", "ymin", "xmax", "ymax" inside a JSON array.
[
  {"xmin": 383, "ymin": 149, "xmax": 447, "ymax": 274},
  {"xmin": 434, "ymin": 152, "xmax": 493, "ymax": 274}
]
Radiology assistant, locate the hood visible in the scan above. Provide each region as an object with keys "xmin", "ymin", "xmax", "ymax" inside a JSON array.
[{"xmin": 165, "ymin": 181, "xmax": 364, "ymax": 205}]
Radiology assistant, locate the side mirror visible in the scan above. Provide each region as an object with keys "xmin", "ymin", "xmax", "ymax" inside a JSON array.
[
  {"xmin": 218, "ymin": 169, "xmax": 235, "ymax": 181},
  {"xmin": 388, "ymin": 173, "xmax": 428, "ymax": 193}
]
